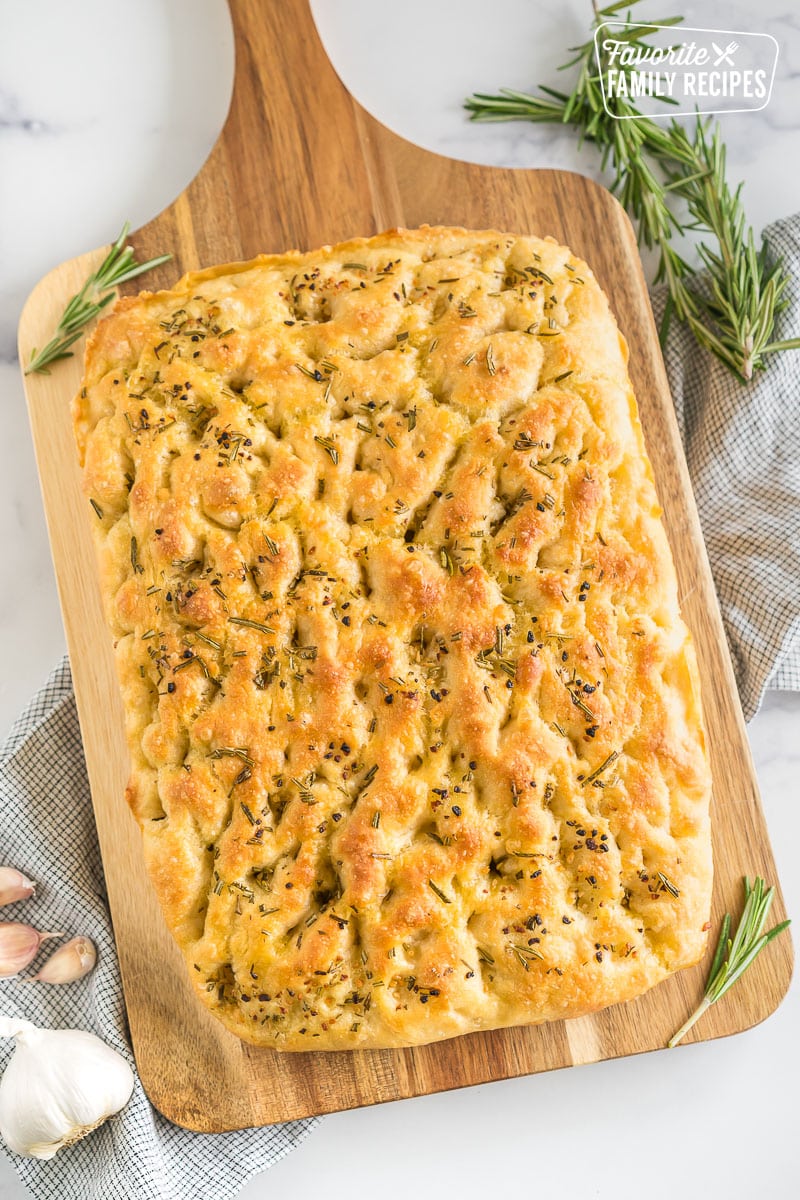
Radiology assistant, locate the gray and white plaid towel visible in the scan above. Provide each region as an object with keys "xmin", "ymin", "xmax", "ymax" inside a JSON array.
[
  {"xmin": 652, "ymin": 212, "xmax": 800, "ymax": 719},
  {"xmin": 0, "ymin": 660, "xmax": 319, "ymax": 1200},
  {"xmin": 1, "ymin": 213, "xmax": 799, "ymax": 1200}
]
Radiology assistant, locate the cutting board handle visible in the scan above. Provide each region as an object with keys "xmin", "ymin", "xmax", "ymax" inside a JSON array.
[
  {"xmin": 131, "ymin": 0, "xmax": 639, "ymax": 294},
  {"xmin": 134, "ymin": 0, "xmax": 393, "ymax": 272}
]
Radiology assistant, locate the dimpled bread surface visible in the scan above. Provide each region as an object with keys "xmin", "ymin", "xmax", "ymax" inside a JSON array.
[{"xmin": 73, "ymin": 225, "xmax": 712, "ymax": 1050}]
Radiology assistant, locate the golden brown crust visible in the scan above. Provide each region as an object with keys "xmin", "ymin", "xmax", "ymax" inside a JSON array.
[{"xmin": 73, "ymin": 225, "xmax": 712, "ymax": 1050}]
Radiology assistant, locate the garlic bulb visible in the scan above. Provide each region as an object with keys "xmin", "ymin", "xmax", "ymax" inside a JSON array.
[
  {"xmin": 0, "ymin": 1016, "xmax": 134, "ymax": 1159},
  {"xmin": 0, "ymin": 868, "xmax": 36, "ymax": 907},
  {"xmin": 0, "ymin": 924, "xmax": 62, "ymax": 978},
  {"xmin": 28, "ymin": 936, "xmax": 96, "ymax": 984}
]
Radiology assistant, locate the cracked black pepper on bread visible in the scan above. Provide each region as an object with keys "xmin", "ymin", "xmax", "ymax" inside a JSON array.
[{"xmin": 72, "ymin": 226, "xmax": 712, "ymax": 1050}]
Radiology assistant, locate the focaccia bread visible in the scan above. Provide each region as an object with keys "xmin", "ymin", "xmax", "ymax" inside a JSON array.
[{"xmin": 73, "ymin": 225, "xmax": 712, "ymax": 1051}]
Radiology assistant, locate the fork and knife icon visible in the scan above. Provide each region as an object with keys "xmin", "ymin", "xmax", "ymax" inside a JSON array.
[{"xmin": 712, "ymin": 40, "xmax": 738, "ymax": 66}]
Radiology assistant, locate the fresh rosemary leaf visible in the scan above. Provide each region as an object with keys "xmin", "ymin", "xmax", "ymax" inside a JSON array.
[
  {"xmin": 668, "ymin": 876, "xmax": 791, "ymax": 1047},
  {"xmin": 26, "ymin": 222, "xmax": 171, "ymax": 375},
  {"xmin": 465, "ymin": 1, "xmax": 800, "ymax": 381}
]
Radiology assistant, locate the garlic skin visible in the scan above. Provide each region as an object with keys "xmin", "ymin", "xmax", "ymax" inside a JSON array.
[
  {"xmin": 0, "ymin": 925, "xmax": 62, "ymax": 978},
  {"xmin": 0, "ymin": 1016, "xmax": 134, "ymax": 1160},
  {"xmin": 28, "ymin": 936, "xmax": 96, "ymax": 984},
  {"xmin": 0, "ymin": 868, "xmax": 36, "ymax": 907}
]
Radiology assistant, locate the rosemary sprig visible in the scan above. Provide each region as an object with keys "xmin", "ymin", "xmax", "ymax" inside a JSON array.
[
  {"xmin": 668, "ymin": 876, "xmax": 791, "ymax": 1048},
  {"xmin": 465, "ymin": 1, "xmax": 800, "ymax": 381},
  {"xmin": 26, "ymin": 222, "xmax": 171, "ymax": 374}
]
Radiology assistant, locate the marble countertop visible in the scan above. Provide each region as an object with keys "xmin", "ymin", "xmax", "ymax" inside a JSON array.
[{"xmin": 1, "ymin": 2, "xmax": 797, "ymax": 1197}]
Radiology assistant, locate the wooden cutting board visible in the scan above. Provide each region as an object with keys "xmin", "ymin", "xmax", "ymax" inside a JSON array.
[{"xmin": 18, "ymin": 0, "xmax": 792, "ymax": 1131}]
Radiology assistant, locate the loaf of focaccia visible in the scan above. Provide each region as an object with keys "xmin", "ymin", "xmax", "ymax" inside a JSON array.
[{"xmin": 73, "ymin": 226, "xmax": 712, "ymax": 1050}]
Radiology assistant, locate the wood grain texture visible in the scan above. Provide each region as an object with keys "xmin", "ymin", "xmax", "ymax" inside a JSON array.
[{"xmin": 19, "ymin": 0, "xmax": 792, "ymax": 1131}]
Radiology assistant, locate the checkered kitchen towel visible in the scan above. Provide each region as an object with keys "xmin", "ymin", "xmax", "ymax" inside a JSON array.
[
  {"xmin": 0, "ymin": 659, "xmax": 319, "ymax": 1200},
  {"xmin": 652, "ymin": 212, "xmax": 800, "ymax": 719}
]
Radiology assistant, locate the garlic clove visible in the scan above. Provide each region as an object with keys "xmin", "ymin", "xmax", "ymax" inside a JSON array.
[
  {"xmin": 0, "ymin": 868, "xmax": 36, "ymax": 907},
  {"xmin": 0, "ymin": 1017, "xmax": 134, "ymax": 1160},
  {"xmin": 27, "ymin": 936, "xmax": 96, "ymax": 984},
  {"xmin": 0, "ymin": 925, "xmax": 63, "ymax": 979}
]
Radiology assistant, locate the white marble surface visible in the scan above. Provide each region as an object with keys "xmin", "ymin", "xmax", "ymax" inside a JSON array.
[{"xmin": 0, "ymin": 1, "xmax": 798, "ymax": 1197}]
